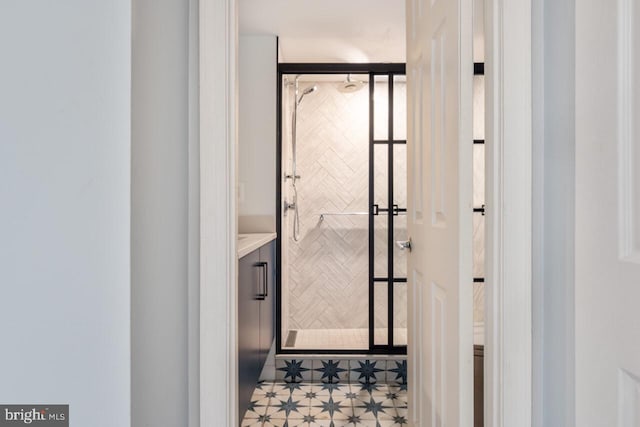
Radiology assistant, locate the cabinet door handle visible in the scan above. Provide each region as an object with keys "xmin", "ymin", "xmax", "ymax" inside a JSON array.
[
  {"xmin": 255, "ymin": 262, "xmax": 268, "ymax": 300},
  {"xmin": 262, "ymin": 262, "xmax": 268, "ymax": 298}
]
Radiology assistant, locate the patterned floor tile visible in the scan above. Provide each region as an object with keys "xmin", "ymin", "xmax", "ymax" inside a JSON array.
[
  {"xmin": 256, "ymin": 381, "xmax": 276, "ymax": 391},
  {"xmin": 249, "ymin": 393, "xmax": 272, "ymax": 408},
  {"xmin": 310, "ymin": 395, "xmax": 351, "ymax": 420},
  {"xmin": 395, "ymin": 407, "xmax": 408, "ymax": 419},
  {"xmin": 351, "ymin": 382, "xmax": 385, "ymax": 394},
  {"xmin": 273, "ymin": 382, "xmax": 306, "ymax": 399},
  {"xmin": 349, "ymin": 360, "xmax": 386, "ymax": 384},
  {"xmin": 276, "ymin": 359, "xmax": 313, "ymax": 382},
  {"xmin": 353, "ymin": 396, "xmax": 395, "ymax": 420},
  {"xmin": 262, "ymin": 419, "xmax": 287, "ymax": 427},
  {"xmin": 391, "ymin": 390, "xmax": 407, "ymax": 409},
  {"xmin": 240, "ymin": 416, "xmax": 262, "ymax": 427},
  {"xmin": 243, "ymin": 403, "xmax": 269, "ymax": 419},
  {"xmin": 314, "ymin": 382, "xmax": 350, "ymax": 397},
  {"xmin": 386, "ymin": 360, "xmax": 407, "ymax": 387},
  {"xmin": 312, "ymin": 359, "xmax": 350, "ymax": 383},
  {"xmin": 241, "ymin": 380, "xmax": 408, "ymax": 427}
]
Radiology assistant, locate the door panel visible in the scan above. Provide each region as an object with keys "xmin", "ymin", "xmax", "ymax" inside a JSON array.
[
  {"xmin": 575, "ymin": 0, "xmax": 640, "ymax": 424},
  {"xmin": 370, "ymin": 71, "xmax": 409, "ymax": 351},
  {"xmin": 407, "ymin": 0, "xmax": 473, "ymax": 424},
  {"xmin": 374, "ymin": 75, "xmax": 390, "ymax": 140},
  {"xmin": 237, "ymin": 250, "xmax": 261, "ymax": 421},
  {"xmin": 394, "ymin": 282, "xmax": 408, "ymax": 346},
  {"xmin": 259, "ymin": 242, "xmax": 275, "ymax": 361},
  {"xmin": 374, "ymin": 214, "xmax": 389, "ymax": 278},
  {"xmin": 430, "ymin": 19, "xmax": 448, "ymax": 227},
  {"xmin": 374, "ymin": 281, "xmax": 389, "ymax": 346},
  {"xmin": 430, "ymin": 282, "xmax": 447, "ymax": 425},
  {"xmin": 394, "ymin": 75, "xmax": 408, "ymax": 141}
]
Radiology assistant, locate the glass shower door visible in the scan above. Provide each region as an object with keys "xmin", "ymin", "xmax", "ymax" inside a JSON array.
[
  {"xmin": 370, "ymin": 73, "xmax": 408, "ymax": 351},
  {"xmin": 276, "ymin": 66, "xmax": 407, "ymax": 354}
]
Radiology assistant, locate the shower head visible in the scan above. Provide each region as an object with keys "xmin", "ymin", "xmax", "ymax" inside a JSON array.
[
  {"xmin": 303, "ymin": 85, "xmax": 317, "ymax": 95},
  {"xmin": 338, "ymin": 74, "xmax": 366, "ymax": 93},
  {"xmin": 297, "ymin": 85, "xmax": 318, "ymax": 104}
]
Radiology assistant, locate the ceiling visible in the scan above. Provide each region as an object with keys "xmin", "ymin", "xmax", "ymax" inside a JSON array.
[{"xmin": 239, "ymin": 0, "xmax": 406, "ymax": 63}]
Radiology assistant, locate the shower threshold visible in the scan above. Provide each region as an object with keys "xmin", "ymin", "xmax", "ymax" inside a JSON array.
[{"xmin": 283, "ymin": 328, "xmax": 408, "ymax": 350}]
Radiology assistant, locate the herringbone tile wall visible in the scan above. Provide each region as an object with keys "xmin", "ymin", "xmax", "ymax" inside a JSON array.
[
  {"xmin": 281, "ymin": 76, "xmax": 486, "ymax": 334},
  {"xmin": 284, "ymin": 79, "xmax": 408, "ymax": 331},
  {"xmin": 473, "ymin": 76, "xmax": 486, "ymax": 325}
]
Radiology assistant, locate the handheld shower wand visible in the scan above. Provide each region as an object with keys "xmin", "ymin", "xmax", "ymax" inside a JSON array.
[{"xmin": 287, "ymin": 76, "xmax": 318, "ymax": 241}]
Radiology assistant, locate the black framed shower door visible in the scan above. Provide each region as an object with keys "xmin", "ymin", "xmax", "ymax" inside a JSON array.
[{"xmin": 276, "ymin": 63, "xmax": 407, "ymax": 355}]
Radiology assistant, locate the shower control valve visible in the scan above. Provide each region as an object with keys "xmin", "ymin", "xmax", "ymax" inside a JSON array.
[
  {"xmin": 284, "ymin": 201, "xmax": 296, "ymax": 214},
  {"xmin": 285, "ymin": 174, "xmax": 301, "ymax": 181}
]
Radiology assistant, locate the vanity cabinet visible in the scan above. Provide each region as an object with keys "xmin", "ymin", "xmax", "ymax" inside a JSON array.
[
  {"xmin": 474, "ymin": 345, "xmax": 484, "ymax": 427},
  {"xmin": 238, "ymin": 240, "xmax": 275, "ymax": 423}
]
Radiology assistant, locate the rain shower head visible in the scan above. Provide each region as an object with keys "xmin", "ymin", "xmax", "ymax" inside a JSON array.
[
  {"xmin": 338, "ymin": 74, "xmax": 365, "ymax": 93},
  {"xmin": 297, "ymin": 85, "xmax": 318, "ymax": 104}
]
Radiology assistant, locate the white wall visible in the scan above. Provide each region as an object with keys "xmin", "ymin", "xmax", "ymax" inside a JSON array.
[
  {"xmin": 532, "ymin": 0, "xmax": 575, "ymax": 425},
  {"xmin": 238, "ymin": 35, "xmax": 277, "ymax": 233},
  {"xmin": 131, "ymin": 0, "xmax": 191, "ymax": 426},
  {"xmin": 0, "ymin": 2, "xmax": 131, "ymax": 426},
  {"xmin": 199, "ymin": 0, "xmax": 238, "ymax": 424}
]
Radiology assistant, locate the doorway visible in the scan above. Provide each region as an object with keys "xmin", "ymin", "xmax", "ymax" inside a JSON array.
[
  {"xmin": 198, "ymin": 0, "xmax": 534, "ymax": 424},
  {"xmin": 276, "ymin": 64, "xmax": 407, "ymax": 354}
]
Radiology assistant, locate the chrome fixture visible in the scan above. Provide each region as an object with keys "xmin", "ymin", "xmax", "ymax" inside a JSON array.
[
  {"xmin": 297, "ymin": 85, "xmax": 318, "ymax": 104},
  {"xmin": 288, "ymin": 76, "xmax": 318, "ymax": 241},
  {"xmin": 319, "ymin": 212, "xmax": 368, "ymax": 222},
  {"xmin": 338, "ymin": 74, "xmax": 366, "ymax": 93},
  {"xmin": 395, "ymin": 238, "xmax": 412, "ymax": 252},
  {"xmin": 284, "ymin": 200, "xmax": 296, "ymax": 214}
]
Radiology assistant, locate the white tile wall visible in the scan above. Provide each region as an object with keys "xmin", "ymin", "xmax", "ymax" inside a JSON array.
[
  {"xmin": 473, "ymin": 77, "xmax": 486, "ymax": 324},
  {"xmin": 284, "ymin": 80, "xmax": 408, "ymax": 332},
  {"xmin": 282, "ymin": 75, "xmax": 486, "ymax": 331}
]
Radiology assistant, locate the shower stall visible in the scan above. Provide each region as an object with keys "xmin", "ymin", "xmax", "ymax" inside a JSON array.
[{"xmin": 277, "ymin": 64, "xmax": 407, "ymax": 353}]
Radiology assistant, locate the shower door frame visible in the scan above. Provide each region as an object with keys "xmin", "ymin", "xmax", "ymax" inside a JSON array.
[
  {"xmin": 369, "ymin": 71, "xmax": 408, "ymax": 354},
  {"xmin": 276, "ymin": 63, "xmax": 406, "ymax": 355}
]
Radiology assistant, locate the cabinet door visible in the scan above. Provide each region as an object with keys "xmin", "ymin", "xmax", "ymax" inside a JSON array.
[
  {"xmin": 258, "ymin": 241, "xmax": 275, "ymax": 363},
  {"xmin": 238, "ymin": 249, "xmax": 261, "ymax": 421}
]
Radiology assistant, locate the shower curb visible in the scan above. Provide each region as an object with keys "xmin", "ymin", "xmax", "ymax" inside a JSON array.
[{"xmin": 261, "ymin": 357, "xmax": 407, "ymax": 386}]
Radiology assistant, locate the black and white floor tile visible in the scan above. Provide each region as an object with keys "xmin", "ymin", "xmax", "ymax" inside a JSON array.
[
  {"xmin": 275, "ymin": 359, "xmax": 406, "ymax": 388},
  {"xmin": 241, "ymin": 381, "xmax": 408, "ymax": 427}
]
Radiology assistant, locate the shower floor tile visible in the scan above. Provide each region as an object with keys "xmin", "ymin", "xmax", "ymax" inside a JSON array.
[
  {"xmin": 241, "ymin": 381, "xmax": 408, "ymax": 426},
  {"xmin": 283, "ymin": 328, "xmax": 408, "ymax": 350}
]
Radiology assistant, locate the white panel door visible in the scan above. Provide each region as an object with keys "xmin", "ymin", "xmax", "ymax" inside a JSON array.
[
  {"xmin": 406, "ymin": 0, "xmax": 473, "ymax": 425},
  {"xmin": 575, "ymin": 0, "xmax": 640, "ymax": 425}
]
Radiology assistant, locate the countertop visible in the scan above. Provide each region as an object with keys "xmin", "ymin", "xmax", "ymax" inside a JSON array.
[{"xmin": 237, "ymin": 233, "xmax": 277, "ymax": 258}]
